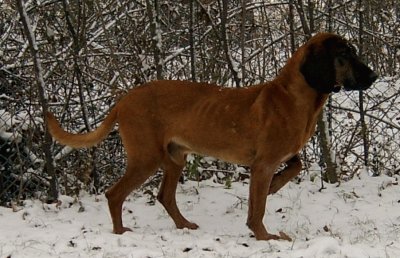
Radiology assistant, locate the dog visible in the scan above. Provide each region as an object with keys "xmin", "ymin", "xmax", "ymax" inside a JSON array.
[{"xmin": 46, "ymin": 33, "xmax": 377, "ymax": 241}]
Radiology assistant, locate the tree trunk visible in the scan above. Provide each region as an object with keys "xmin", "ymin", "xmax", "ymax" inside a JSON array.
[
  {"xmin": 318, "ymin": 113, "xmax": 338, "ymax": 183},
  {"xmin": 189, "ymin": 0, "xmax": 196, "ymax": 82},
  {"xmin": 16, "ymin": 0, "xmax": 58, "ymax": 201},
  {"xmin": 240, "ymin": 0, "xmax": 246, "ymax": 83},
  {"xmin": 146, "ymin": 0, "xmax": 163, "ymax": 80},
  {"xmin": 288, "ymin": 0, "xmax": 296, "ymax": 54},
  {"xmin": 220, "ymin": 0, "xmax": 240, "ymax": 87},
  {"xmin": 358, "ymin": 0, "xmax": 370, "ymax": 170}
]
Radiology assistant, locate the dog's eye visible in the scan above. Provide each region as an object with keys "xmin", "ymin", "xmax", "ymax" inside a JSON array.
[
  {"xmin": 337, "ymin": 56, "xmax": 346, "ymax": 66},
  {"xmin": 338, "ymin": 51, "xmax": 349, "ymax": 59}
]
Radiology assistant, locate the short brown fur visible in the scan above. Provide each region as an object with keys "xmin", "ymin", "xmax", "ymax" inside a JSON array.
[{"xmin": 47, "ymin": 33, "xmax": 377, "ymax": 241}]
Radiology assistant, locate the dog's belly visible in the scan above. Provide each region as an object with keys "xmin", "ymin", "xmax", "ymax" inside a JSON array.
[
  {"xmin": 203, "ymin": 148, "xmax": 255, "ymax": 166},
  {"xmin": 169, "ymin": 136, "xmax": 255, "ymax": 166}
]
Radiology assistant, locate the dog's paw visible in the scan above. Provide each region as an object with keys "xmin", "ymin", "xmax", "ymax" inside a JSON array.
[
  {"xmin": 254, "ymin": 233, "xmax": 280, "ymax": 241},
  {"xmin": 177, "ymin": 221, "xmax": 199, "ymax": 230},
  {"xmin": 254, "ymin": 231, "xmax": 292, "ymax": 241},
  {"xmin": 113, "ymin": 227, "xmax": 133, "ymax": 234}
]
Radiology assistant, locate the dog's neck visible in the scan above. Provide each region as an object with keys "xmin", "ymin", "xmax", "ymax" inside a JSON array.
[{"xmin": 275, "ymin": 53, "xmax": 329, "ymax": 113}]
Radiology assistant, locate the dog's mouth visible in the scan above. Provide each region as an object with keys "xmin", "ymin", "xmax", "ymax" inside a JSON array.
[
  {"xmin": 333, "ymin": 83, "xmax": 342, "ymax": 93},
  {"xmin": 340, "ymin": 71, "xmax": 378, "ymax": 92},
  {"xmin": 341, "ymin": 79, "xmax": 371, "ymax": 92}
]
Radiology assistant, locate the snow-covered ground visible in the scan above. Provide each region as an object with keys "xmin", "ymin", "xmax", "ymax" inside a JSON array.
[{"xmin": 1, "ymin": 171, "xmax": 399, "ymax": 258}]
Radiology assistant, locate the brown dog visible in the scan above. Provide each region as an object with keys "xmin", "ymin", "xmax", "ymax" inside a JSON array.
[{"xmin": 47, "ymin": 33, "xmax": 377, "ymax": 241}]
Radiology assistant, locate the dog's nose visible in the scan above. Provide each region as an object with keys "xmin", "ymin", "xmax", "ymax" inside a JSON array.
[{"xmin": 369, "ymin": 71, "xmax": 378, "ymax": 83}]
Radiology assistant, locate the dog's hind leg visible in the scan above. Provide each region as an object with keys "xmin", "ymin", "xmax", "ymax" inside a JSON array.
[
  {"xmin": 268, "ymin": 155, "xmax": 302, "ymax": 195},
  {"xmin": 105, "ymin": 158, "xmax": 160, "ymax": 234},
  {"xmin": 158, "ymin": 155, "xmax": 199, "ymax": 230}
]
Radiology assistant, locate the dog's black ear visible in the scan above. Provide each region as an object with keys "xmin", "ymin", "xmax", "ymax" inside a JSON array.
[{"xmin": 300, "ymin": 43, "xmax": 336, "ymax": 93}]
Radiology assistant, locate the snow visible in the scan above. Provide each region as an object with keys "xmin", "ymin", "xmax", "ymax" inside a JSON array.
[{"xmin": 1, "ymin": 173, "xmax": 399, "ymax": 258}]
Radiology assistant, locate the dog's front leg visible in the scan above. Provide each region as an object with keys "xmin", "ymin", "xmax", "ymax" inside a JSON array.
[
  {"xmin": 246, "ymin": 162, "xmax": 281, "ymax": 241},
  {"xmin": 268, "ymin": 155, "xmax": 302, "ymax": 195}
]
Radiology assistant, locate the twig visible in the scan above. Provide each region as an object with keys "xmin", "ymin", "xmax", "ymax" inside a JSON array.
[{"xmin": 330, "ymin": 105, "xmax": 400, "ymax": 130}]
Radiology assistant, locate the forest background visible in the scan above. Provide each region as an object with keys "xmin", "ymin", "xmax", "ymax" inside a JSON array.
[{"xmin": 0, "ymin": 0, "xmax": 399, "ymax": 205}]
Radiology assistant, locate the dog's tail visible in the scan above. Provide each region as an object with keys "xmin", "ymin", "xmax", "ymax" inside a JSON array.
[{"xmin": 46, "ymin": 108, "xmax": 118, "ymax": 148}]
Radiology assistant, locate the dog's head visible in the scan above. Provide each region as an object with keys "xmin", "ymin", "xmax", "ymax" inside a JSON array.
[{"xmin": 300, "ymin": 33, "xmax": 378, "ymax": 93}]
